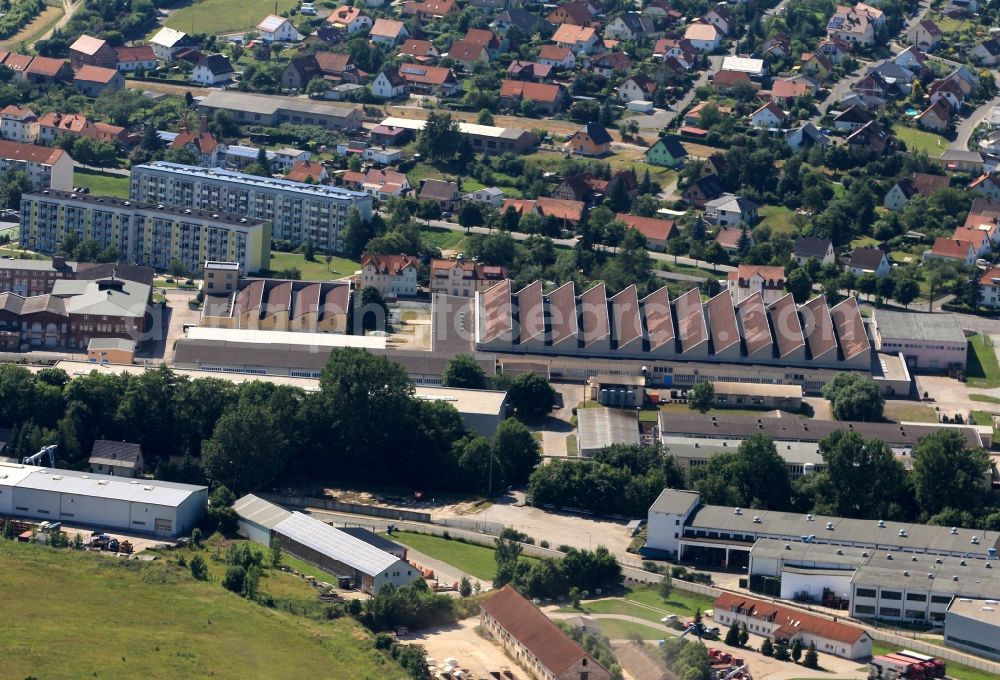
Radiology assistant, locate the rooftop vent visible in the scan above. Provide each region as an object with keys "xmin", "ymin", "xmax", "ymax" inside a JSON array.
[
  {"xmin": 826, "ymin": 522, "xmax": 834, "ymax": 530},
  {"xmin": 951, "ymin": 527, "xmax": 958, "ymax": 535},
  {"xmin": 52, "ymin": 475, "xmax": 62, "ymax": 480},
  {"xmin": 734, "ymin": 507, "xmax": 742, "ymax": 515},
  {"xmin": 807, "ymin": 514, "xmax": 814, "ymax": 521},
  {"xmin": 928, "ymin": 573, "xmax": 934, "ymax": 579},
  {"xmin": 903, "ymin": 571, "xmax": 909, "ymax": 576},
  {"xmin": 983, "ymin": 607, "xmax": 995, "ymax": 612},
  {"xmin": 899, "ymin": 529, "xmax": 907, "ymax": 537},
  {"xmin": 143, "ymin": 485, "xmax": 153, "ymax": 491},
  {"xmin": 836, "ymin": 549, "xmax": 843, "ymax": 555},
  {"xmin": 878, "ymin": 520, "xmax": 885, "ymax": 528},
  {"xmin": 886, "ymin": 554, "xmax": 893, "ymax": 560},
  {"xmin": 972, "ymin": 536, "xmax": 980, "ymax": 545},
  {"xmin": 785, "ymin": 544, "xmax": 791, "ymax": 550},
  {"xmin": 953, "ymin": 576, "xmax": 959, "ymax": 581},
  {"xmin": 863, "ymin": 552, "xmax": 869, "ymax": 557},
  {"xmin": 961, "ymin": 560, "xmax": 967, "ymax": 566},
  {"xmin": 753, "ymin": 516, "xmax": 761, "ymax": 523},
  {"xmin": 936, "ymin": 558, "xmax": 943, "ymax": 564}
]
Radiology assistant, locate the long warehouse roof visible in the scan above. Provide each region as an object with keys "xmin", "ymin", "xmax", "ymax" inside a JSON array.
[
  {"xmin": 273, "ymin": 512, "xmax": 399, "ymax": 576},
  {"xmin": 1, "ymin": 464, "xmax": 205, "ymax": 506}
]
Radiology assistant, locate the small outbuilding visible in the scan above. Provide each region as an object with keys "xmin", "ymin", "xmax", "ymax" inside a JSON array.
[{"xmin": 88, "ymin": 440, "xmax": 144, "ymax": 478}]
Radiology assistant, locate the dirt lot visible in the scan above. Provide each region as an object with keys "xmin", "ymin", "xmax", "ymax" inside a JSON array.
[
  {"xmin": 399, "ymin": 616, "xmax": 515, "ymax": 679},
  {"xmin": 385, "ymin": 105, "xmax": 604, "ymax": 139}
]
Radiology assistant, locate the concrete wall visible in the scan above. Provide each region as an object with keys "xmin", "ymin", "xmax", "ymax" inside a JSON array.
[
  {"xmin": 945, "ymin": 611, "xmax": 1000, "ymax": 661},
  {"xmin": 779, "ymin": 569, "xmax": 853, "ymax": 602}
]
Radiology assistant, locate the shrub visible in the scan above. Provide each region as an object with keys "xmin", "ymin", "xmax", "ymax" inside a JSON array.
[
  {"xmin": 223, "ymin": 565, "xmax": 246, "ymax": 593},
  {"xmin": 190, "ymin": 555, "xmax": 208, "ymax": 580}
]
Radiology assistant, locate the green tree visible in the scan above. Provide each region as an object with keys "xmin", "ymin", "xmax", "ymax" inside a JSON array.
[
  {"xmin": 442, "ymin": 355, "xmax": 488, "ymax": 389},
  {"xmin": 493, "ymin": 418, "xmax": 541, "ymax": 487},
  {"xmin": 893, "ymin": 276, "xmax": 920, "ymax": 307},
  {"xmin": 803, "ymin": 641, "xmax": 818, "ymax": 669},
  {"xmin": 804, "ymin": 431, "xmax": 907, "ymax": 519},
  {"xmin": 190, "ymin": 555, "xmax": 208, "ymax": 580},
  {"xmin": 477, "ymin": 108, "xmax": 494, "ymax": 125},
  {"xmin": 269, "ymin": 537, "xmax": 283, "ymax": 567},
  {"xmin": 821, "ymin": 373, "xmax": 884, "ymax": 421},
  {"xmin": 787, "ymin": 268, "xmax": 812, "ymax": 303},
  {"xmin": 223, "ymin": 565, "xmax": 247, "ymax": 594},
  {"xmin": 507, "ymin": 372, "xmax": 556, "ymax": 421},
  {"xmin": 417, "ymin": 111, "xmax": 462, "ymax": 164},
  {"xmin": 493, "ymin": 536, "xmax": 523, "ymax": 588},
  {"xmin": 359, "ymin": 286, "xmax": 389, "ymax": 332},
  {"xmin": 791, "ymin": 638, "xmax": 802, "ymax": 663},
  {"xmin": 738, "ymin": 625, "xmax": 749, "ymax": 647},
  {"xmin": 725, "ymin": 622, "xmax": 740, "ymax": 646},
  {"xmin": 200, "ymin": 402, "xmax": 292, "ymax": 493},
  {"xmin": 458, "ymin": 201, "xmax": 484, "ymax": 231},
  {"xmin": 912, "ymin": 429, "xmax": 990, "ymax": 517},
  {"xmin": 458, "ymin": 576, "xmax": 472, "ymax": 597},
  {"xmin": 688, "ymin": 434, "xmax": 793, "ymax": 510},
  {"xmin": 658, "ymin": 576, "xmax": 673, "ymax": 601},
  {"xmin": 688, "ymin": 381, "xmax": 714, "ymax": 413},
  {"xmin": 761, "ymin": 638, "xmax": 774, "ymax": 657}
]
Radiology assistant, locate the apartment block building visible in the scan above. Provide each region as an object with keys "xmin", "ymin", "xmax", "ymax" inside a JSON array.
[
  {"xmin": 129, "ymin": 162, "xmax": 372, "ymax": 252},
  {"xmin": 0, "ymin": 140, "xmax": 73, "ymax": 190},
  {"xmin": 20, "ymin": 190, "xmax": 272, "ymax": 274}
]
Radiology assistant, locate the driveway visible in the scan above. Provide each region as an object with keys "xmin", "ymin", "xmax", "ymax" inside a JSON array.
[
  {"xmin": 397, "ymin": 617, "xmax": 514, "ymax": 679},
  {"xmin": 952, "ymin": 93, "xmax": 1000, "ymax": 151}
]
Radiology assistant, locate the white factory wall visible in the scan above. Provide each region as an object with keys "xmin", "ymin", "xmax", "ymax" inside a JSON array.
[{"xmin": 779, "ymin": 569, "xmax": 853, "ymax": 602}]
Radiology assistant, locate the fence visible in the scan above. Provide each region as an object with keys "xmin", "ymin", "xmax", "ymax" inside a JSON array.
[{"xmin": 261, "ymin": 493, "xmax": 432, "ymax": 523}]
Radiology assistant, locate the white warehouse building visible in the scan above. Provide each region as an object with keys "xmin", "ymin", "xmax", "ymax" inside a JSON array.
[{"xmin": 0, "ymin": 462, "xmax": 206, "ymax": 538}]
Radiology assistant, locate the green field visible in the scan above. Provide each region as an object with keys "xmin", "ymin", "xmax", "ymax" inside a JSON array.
[
  {"xmin": 163, "ymin": 0, "xmax": 298, "ymax": 35},
  {"xmin": 0, "ymin": 540, "xmax": 402, "ymax": 680},
  {"xmin": 892, "ymin": 125, "xmax": 948, "ymax": 156},
  {"xmin": 267, "ymin": 250, "xmax": 359, "ymax": 280},
  {"xmin": 561, "ymin": 597, "xmax": 668, "ymax": 624},
  {"xmin": 75, "ymin": 168, "xmax": 131, "ymax": 198},
  {"xmin": 420, "ymin": 226, "xmax": 466, "ymax": 252},
  {"xmin": 757, "ymin": 205, "xmax": 796, "ymax": 234},
  {"xmin": 967, "ymin": 334, "xmax": 1000, "ymax": 388},
  {"xmin": 593, "ymin": 618, "xmax": 666, "ymax": 640},
  {"xmin": 387, "ymin": 531, "xmax": 512, "ymax": 581},
  {"xmin": 883, "ymin": 402, "xmax": 938, "ymax": 424},
  {"xmin": 625, "ymin": 586, "xmax": 716, "ymax": 618},
  {"xmin": 969, "ymin": 393, "xmax": 1000, "ymax": 404}
]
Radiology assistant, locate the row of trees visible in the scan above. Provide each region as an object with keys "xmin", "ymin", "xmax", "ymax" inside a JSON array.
[
  {"xmin": 493, "ymin": 537, "xmax": 622, "ymax": 600},
  {"xmin": 0, "ymin": 349, "xmax": 545, "ymax": 496}
]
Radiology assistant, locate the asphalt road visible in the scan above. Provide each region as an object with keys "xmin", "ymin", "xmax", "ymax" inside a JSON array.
[{"xmin": 952, "ymin": 93, "xmax": 1000, "ymax": 151}]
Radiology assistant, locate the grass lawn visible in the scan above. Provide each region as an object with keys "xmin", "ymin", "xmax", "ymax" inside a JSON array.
[
  {"xmin": 883, "ymin": 402, "xmax": 938, "ymax": 424},
  {"xmin": 851, "ymin": 236, "xmax": 881, "ymax": 249},
  {"xmin": 267, "ymin": 250, "xmax": 359, "ymax": 280},
  {"xmin": 758, "ymin": 205, "xmax": 796, "ymax": 234},
  {"xmin": 658, "ymin": 403, "xmax": 779, "ymax": 417},
  {"xmin": 386, "ymin": 530, "xmax": 538, "ymax": 581},
  {"xmin": 892, "ymin": 125, "xmax": 948, "ymax": 156},
  {"xmin": 566, "ymin": 433, "xmax": 577, "ymax": 455},
  {"xmin": 967, "ymin": 334, "xmax": 1000, "ymax": 388},
  {"xmin": 592, "ymin": 618, "xmax": 666, "ymax": 640},
  {"xmin": 164, "ymin": 0, "xmax": 297, "ymax": 35},
  {"xmin": 560, "ymin": 597, "xmax": 670, "ymax": 624},
  {"xmin": 1, "ymin": 539, "xmax": 401, "ymax": 680},
  {"xmin": 0, "ymin": 0, "xmax": 62, "ymax": 50},
  {"xmin": 420, "ymin": 226, "xmax": 466, "ymax": 251},
  {"xmin": 871, "ymin": 643, "xmax": 995, "ymax": 680},
  {"xmin": 969, "ymin": 393, "xmax": 1000, "ymax": 404},
  {"xmin": 626, "ymin": 586, "xmax": 716, "ymax": 618},
  {"xmin": 74, "ymin": 168, "xmax": 131, "ymax": 198}
]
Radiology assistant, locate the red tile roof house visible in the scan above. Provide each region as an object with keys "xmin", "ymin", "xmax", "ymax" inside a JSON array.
[
  {"xmin": 502, "ymin": 197, "xmax": 586, "ymax": 229},
  {"xmin": 615, "ymin": 213, "xmax": 678, "ymax": 251},
  {"xmin": 481, "ymin": 586, "xmax": 613, "ymax": 680},
  {"xmin": 499, "ymin": 80, "xmax": 565, "ymax": 115},
  {"xmin": 359, "ymin": 253, "xmax": 419, "ymax": 297},
  {"xmin": 73, "ymin": 65, "xmax": 124, "ymax": 97},
  {"xmin": 113, "ymin": 45, "xmax": 158, "ymax": 72},
  {"xmin": 713, "ymin": 593, "xmax": 872, "ymax": 660},
  {"xmin": 925, "ymin": 237, "xmax": 976, "ymax": 266}
]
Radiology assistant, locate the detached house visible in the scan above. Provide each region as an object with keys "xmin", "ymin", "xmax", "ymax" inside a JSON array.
[
  {"xmin": 702, "ymin": 4, "xmax": 733, "ymax": 35},
  {"xmin": 883, "ymin": 172, "xmax": 950, "ymax": 211},
  {"xmin": 398, "ymin": 64, "xmax": 459, "ymax": 95},
  {"xmin": 833, "ymin": 104, "xmax": 873, "ymax": 131},
  {"xmin": 546, "ymin": 0, "xmax": 595, "ymax": 27},
  {"xmin": 845, "ymin": 246, "xmax": 890, "ymax": 277},
  {"xmin": 359, "ymin": 253, "xmax": 418, "ymax": 297},
  {"xmin": 0, "ymin": 106, "xmax": 38, "ymax": 143},
  {"xmin": 552, "ymin": 24, "xmax": 599, "ymax": 53},
  {"xmin": 654, "ymin": 38, "xmax": 698, "ymax": 69},
  {"xmin": 418, "ymin": 179, "xmax": 462, "ymax": 211},
  {"xmin": 191, "ymin": 54, "xmax": 234, "ymax": 86},
  {"xmin": 617, "ymin": 74, "xmax": 656, "ymax": 103},
  {"xmin": 604, "ymin": 13, "xmax": 654, "ymax": 41},
  {"xmin": 972, "ymin": 39, "xmax": 1000, "ymax": 66},
  {"xmin": 684, "ymin": 22, "xmax": 722, "ymax": 51},
  {"xmin": 592, "ymin": 52, "xmax": 632, "ymax": 78},
  {"xmin": 114, "ymin": 46, "xmax": 157, "ymax": 73},
  {"xmin": 430, "ymin": 258, "xmax": 508, "ymax": 297},
  {"xmin": 257, "ymin": 15, "xmax": 301, "ymax": 42},
  {"xmin": 826, "ymin": 4, "xmax": 879, "ymax": 48},
  {"xmin": 565, "ymin": 123, "xmax": 612, "ymax": 156},
  {"xmin": 403, "ymin": 0, "xmax": 459, "ymax": 21},
  {"xmin": 499, "ymin": 80, "xmax": 565, "ymax": 114},
  {"xmin": 749, "ymin": 102, "xmax": 786, "ymax": 128},
  {"xmin": 616, "ymin": 214, "xmax": 678, "ymax": 251},
  {"xmin": 907, "ymin": 20, "xmax": 942, "ymax": 50},
  {"xmin": 88, "ymin": 440, "xmax": 144, "ymax": 478},
  {"xmin": 399, "ymin": 39, "xmax": 440, "ymax": 62},
  {"xmin": 926, "ymin": 238, "xmax": 976, "ymax": 266},
  {"xmin": 683, "ymin": 174, "xmax": 723, "ymax": 206},
  {"xmin": 952, "ymin": 226, "xmax": 992, "ymax": 256},
  {"xmin": 916, "ymin": 100, "xmax": 951, "ymax": 133},
  {"xmin": 171, "ymin": 125, "xmax": 224, "ymax": 167},
  {"xmin": 714, "ymin": 70, "xmax": 752, "ymax": 94},
  {"xmin": 150, "ymin": 27, "xmax": 196, "ymax": 61},
  {"xmin": 705, "ymin": 193, "xmax": 758, "ymax": 226},
  {"xmin": 369, "ymin": 19, "xmax": 409, "ymax": 47},
  {"xmin": 978, "ymin": 266, "xmax": 1000, "ymax": 308},
  {"xmin": 793, "ymin": 237, "xmax": 835, "ymax": 266},
  {"xmin": 970, "ymin": 173, "xmax": 1000, "ymax": 201},
  {"xmin": 372, "ymin": 69, "xmax": 408, "ymax": 99},
  {"xmin": 537, "ymin": 45, "xmax": 575, "ymax": 70},
  {"xmin": 645, "ymin": 136, "xmax": 687, "ymax": 168},
  {"xmin": 448, "ymin": 39, "xmax": 490, "ymax": 69},
  {"xmin": 73, "ymin": 65, "xmax": 124, "ymax": 97},
  {"xmin": 326, "ymin": 5, "xmax": 372, "ymax": 33}
]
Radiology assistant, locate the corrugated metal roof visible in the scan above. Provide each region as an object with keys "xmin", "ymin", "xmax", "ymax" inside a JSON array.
[
  {"xmin": 13, "ymin": 466, "xmax": 204, "ymax": 506},
  {"xmin": 577, "ymin": 407, "xmax": 639, "ymax": 453},
  {"xmin": 273, "ymin": 512, "xmax": 399, "ymax": 576},
  {"xmin": 234, "ymin": 494, "xmax": 291, "ymax": 530}
]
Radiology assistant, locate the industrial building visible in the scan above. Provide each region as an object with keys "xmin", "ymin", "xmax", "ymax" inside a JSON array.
[
  {"xmin": 378, "ymin": 116, "xmax": 539, "ymax": 155},
  {"xmin": 129, "ymin": 162, "xmax": 372, "ymax": 252},
  {"xmin": 413, "ymin": 385, "xmax": 509, "ymax": 436},
  {"xmin": 197, "ymin": 91, "xmax": 363, "ymax": 131},
  {"xmin": 713, "ymin": 592, "xmax": 872, "ymax": 660},
  {"xmin": 234, "ymin": 495, "xmax": 418, "ymax": 594},
  {"xmin": 20, "ymin": 190, "xmax": 272, "ymax": 274},
  {"xmin": 945, "ymin": 598, "xmax": 1000, "ymax": 661},
  {"xmin": 476, "ymin": 281, "xmax": 912, "ymax": 394},
  {"xmin": 748, "ymin": 538, "xmax": 1000, "ymax": 626},
  {"xmin": 0, "ymin": 462, "xmax": 206, "ymax": 537},
  {"xmin": 646, "ymin": 488, "xmax": 1000, "ymax": 569},
  {"xmin": 872, "ymin": 310, "xmax": 968, "ymax": 372},
  {"xmin": 576, "ymin": 407, "xmax": 640, "ymax": 456}
]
